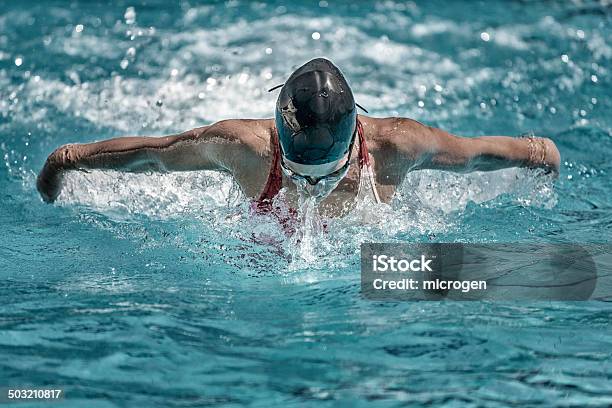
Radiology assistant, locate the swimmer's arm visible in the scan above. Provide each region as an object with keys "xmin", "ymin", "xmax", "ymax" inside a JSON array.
[
  {"xmin": 36, "ymin": 121, "xmax": 246, "ymax": 203},
  {"xmin": 390, "ymin": 119, "xmax": 560, "ymax": 174}
]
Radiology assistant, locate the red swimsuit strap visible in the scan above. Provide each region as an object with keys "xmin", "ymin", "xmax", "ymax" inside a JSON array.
[
  {"xmin": 255, "ymin": 127, "xmax": 283, "ymax": 208},
  {"xmin": 255, "ymin": 118, "xmax": 367, "ymax": 209}
]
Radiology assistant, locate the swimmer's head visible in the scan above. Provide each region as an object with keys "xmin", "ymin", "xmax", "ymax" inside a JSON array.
[{"xmin": 274, "ymin": 58, "xmax": 357, "ymax": 177}]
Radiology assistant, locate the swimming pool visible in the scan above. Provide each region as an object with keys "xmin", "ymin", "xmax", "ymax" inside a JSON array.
[{"xmin": 1, "ymin": 0, "xmax": 611, "ymax": 406}]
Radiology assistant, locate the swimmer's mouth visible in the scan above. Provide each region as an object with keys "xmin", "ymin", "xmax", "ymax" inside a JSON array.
[{"xmin": 280, "ymin": 159, "xmax": 351, "ymax": 201}]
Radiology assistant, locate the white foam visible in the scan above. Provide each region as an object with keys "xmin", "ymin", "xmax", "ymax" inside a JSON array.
[{"xmin": 58, "ymin": 170, "xmax": 242, "ymax": 218}]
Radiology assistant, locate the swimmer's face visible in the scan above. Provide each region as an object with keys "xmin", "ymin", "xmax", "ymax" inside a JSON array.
[{"xmin": 278, "ymin": 122, "xmax": 358, "ymax": 199}]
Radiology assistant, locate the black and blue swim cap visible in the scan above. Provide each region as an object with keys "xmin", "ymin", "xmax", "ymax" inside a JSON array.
[{"xmin": 275, "ymin": 58, "xmax": 357, "ymax": 165}]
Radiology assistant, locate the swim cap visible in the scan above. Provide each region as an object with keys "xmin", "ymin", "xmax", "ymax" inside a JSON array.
[{"xmin": 275, "ymin": 58, "xmax": 357, "ymax": 166}]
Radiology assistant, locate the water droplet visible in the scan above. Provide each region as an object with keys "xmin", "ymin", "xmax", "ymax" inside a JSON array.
[
  {"xmin": 14, "ymin": 57, "xmax": 22, "ymax": 67},
  {"xmin": 124, "ymin": 7, "xmax": 136, "ymax": 24},
  {"xmin": 561, "ymin": 54, "xmax": 569, "ymax": 63},
  {"xmin": 311, "ymin": 32, "xmax": 321, "ymax": 40},
  {"xmin": 590, "ymin": 74, "xmax": 598, "ymax": 83},
  {"xmin": 417, "ymin": 100, "xmax": 424, "ymax": 108},
  {"xmin": 265, "ymin": 47, "xmax": 272, "ymax": 55},
  {"xmin": 198, "ymin": 92, "xmax": 205, "ymax": 99},
  {"xmin": 120, "ymin": 59, "xmax": 129, "ymax": 69},
  {"xmin": 576, "ymin": 29, "xmax": 585, "ymax": 39},
  {"xmin": 170, "ymin": 68, "xmax": 179, "ymax": 77},
  {"xmin": 75, "ymin": 24, "xmax": 84, "ymax": 33},
  {"xmin": 480, "ymin": 32, "xmax": 490, "ymax": 42},
  {"xmin": 591, "ymin": 97, "xmax": 597, "ymax": 105}
]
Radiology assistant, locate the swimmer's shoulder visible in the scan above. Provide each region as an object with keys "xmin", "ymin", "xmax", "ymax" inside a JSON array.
[
  {"xmin": 358, "ymin": 115, "xmax": 428, "ymax": 154},
  {"xmin": 189, "ymin": 118, "xmax": 275, "ymax": 155}
]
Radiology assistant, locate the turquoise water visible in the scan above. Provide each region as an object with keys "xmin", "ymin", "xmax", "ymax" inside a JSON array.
[{"xmin": 1, "ymin": 0, "xmax": 611, "ymax": 406}]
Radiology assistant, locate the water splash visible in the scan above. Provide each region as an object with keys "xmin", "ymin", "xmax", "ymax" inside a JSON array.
[{"xmin": 50, "ymin": 164, "xmax": 558, "ymax": 262}]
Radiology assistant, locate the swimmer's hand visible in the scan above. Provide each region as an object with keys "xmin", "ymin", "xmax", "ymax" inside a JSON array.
[{"xmin": 37, "ymin": 144, "xmax": 80, "ymax": 203}]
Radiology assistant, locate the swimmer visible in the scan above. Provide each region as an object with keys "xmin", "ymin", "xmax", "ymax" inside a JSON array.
[{"xmin": 37, "ymin": 58, "xmax": 560, "ymax": 217}]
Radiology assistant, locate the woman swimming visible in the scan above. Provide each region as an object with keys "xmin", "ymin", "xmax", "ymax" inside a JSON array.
[{"xmin": 36, "ymin": 58, "xmax": 560, "ymax": 217}]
